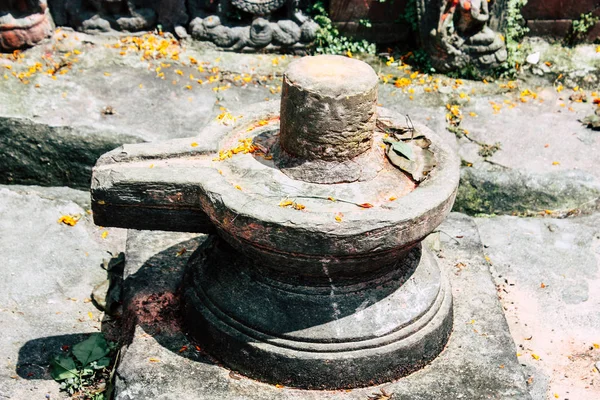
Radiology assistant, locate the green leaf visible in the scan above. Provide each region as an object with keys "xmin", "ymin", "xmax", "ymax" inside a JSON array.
[
  {"xmin": 391, "ymin": 140, "xmax": 414, "ymax": 160},
  {"xmin": 386, "ymin": 143, "xmax": 436, "ymax": 182},
  {"xmin": 72, "ymin": 334, "xmax": 110, "ymax": 367},
  {"xmin": 50, "ymin": 355, "xmax": 78, "ymax": 381},
  {"xmin": 92, "ymin": 357, "xmax": 111, "ymax": 369}
]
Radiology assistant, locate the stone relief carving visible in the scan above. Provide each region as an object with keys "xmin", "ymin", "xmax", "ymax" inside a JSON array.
[
  {"xmin": 187, "ymin": 0, "xmax": 319, "ymax": 51},
  {"xmin": 0, "ymin": 0, "xmax": 54, "ymax": 51},
  {"xmin": 65, "ymin": 0, "xmax": 157, "ymax": 33},
  {"xmin": 418, "ymin": 0, "xmax": 507, "ymax": 72}
]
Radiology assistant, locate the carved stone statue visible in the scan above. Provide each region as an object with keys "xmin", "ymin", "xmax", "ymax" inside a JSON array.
[
  {"xmin": 187, "ymin": 0, "xmax": 319, "ymax": 51},
  {"xmin": 0, "ymin": 0, "xmax": 53, "ymax": 51},
  {"xmin": 65, "ymin": 0, "xmax": 157, "ymax": 33},
  {"xmin": 418, "ymin": 0, "xmax": 507, "ymax": 72}
]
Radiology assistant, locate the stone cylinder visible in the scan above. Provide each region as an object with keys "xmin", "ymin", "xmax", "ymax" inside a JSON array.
[{"xmin": 279, "ymin": 55, "xmax": 379, "ymax": 161}]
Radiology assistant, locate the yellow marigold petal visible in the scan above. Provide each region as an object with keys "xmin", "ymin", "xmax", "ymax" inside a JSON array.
[{"xmin": 279, "ymin": 199, "xmax": 293, "ymax": 207}]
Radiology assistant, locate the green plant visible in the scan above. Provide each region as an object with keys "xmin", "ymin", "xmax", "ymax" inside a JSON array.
[
  {"xmin": 447, "ymin": 62, "xmax": 480, "ymax": 80},
  {"xmin": 51, "ymin": 333, "xmax": 119, "ymax": 399},
  {"xmin": 309, "ymin": 1, "xmax": 376, "ymax": 55},
  {"xmin": 358, "ymin": 19, "xmax": 372, "ymax": 28},
  {"xmin": 495, "ymin": 0, "xmax": 529, "ymax": 78},
  {"xmin": 398, "ymin": 0, "xmax": 419, "ymax": 34},
  {"xmin": 566, "ymin": 12, "xmax": 599, "ymax": 45}
]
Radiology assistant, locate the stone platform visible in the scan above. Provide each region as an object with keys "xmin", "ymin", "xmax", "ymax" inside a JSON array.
[{"xmin": 113, "ymin": 213, "xmax": 530, "ymax": 399}]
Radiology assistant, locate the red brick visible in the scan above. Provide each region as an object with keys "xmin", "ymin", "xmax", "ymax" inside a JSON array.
[
  {"xmin": 522, "ymin": 0, "xmax": 600, "ymax": 21},
  {"xmin": 334, "ymin": 21, "xmax": 411, "ymax": 44},
  {"xmin": 329, "ymin": 0, "xmax": 408, "ymax": 23},
  {"xmin": 526, "ymin": 20, "xmax": 600, "ymax": 41}
]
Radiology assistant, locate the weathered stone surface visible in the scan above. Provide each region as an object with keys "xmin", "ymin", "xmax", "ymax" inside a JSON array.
[
  {"xmin": 280, "ymin": 55, "xmax": 378, "ymax": 163},
  {"xmin": 231, "ymin": 0, "xmax": 288, "ymax": 16},
  {"xmin": 183, "ymin": 237, "xmax": 452, "ymax": 388},
  {"xmin": 0, "ymin": 184, "xmax": 126, "ymax": 399},
  {"xmin": 0, "ymin": 41, "xmax": 274, "ymax": 188},
  {"xmin": 455, "ymin": 168, "xmax": 600, "ymax": 215},
  {"xmin": 113, "ymin": 214, "xmax": 531, "ymax": 399},
  {"xmin": 476, "ymin": 215, "xmax": 600, "ymax": 399},
  {"xmin": 91, "ymin": 54, "xmax": 462, "ymax": 389},
  {"xmin": 0, "ymin": 116, "xmax": 142, "ymax": 188},
  {"xmin": 91, "ymin": 100, "xmax": 460, "ymax": 277},
  {"xmin": 3, "ymin": 31, "xmax": 599, "ymax": 217}
]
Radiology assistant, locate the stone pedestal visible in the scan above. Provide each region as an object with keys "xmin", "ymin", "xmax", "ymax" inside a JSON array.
[
  {"xmin": 183, "ymin": 238, "xmax": 452, "ymax": 388},
  {"xmin": 111, "ymin": 216, "xmax": 531, "ymax": 399},
  {"xmin": 91, "ymin": 55, "xmax": 460, "ymax": 389}
]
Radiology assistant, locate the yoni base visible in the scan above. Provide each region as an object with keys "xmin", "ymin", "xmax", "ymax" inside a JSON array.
[
  {"xmin": 113, "ymin": 214, "xmax": 531, "ymax": 399},
  {"xmin": 182, "ymin": 236, "xmax": 452, "ymax": 389}
]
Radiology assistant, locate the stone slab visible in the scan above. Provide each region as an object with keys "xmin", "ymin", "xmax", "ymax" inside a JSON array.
[
  {"xmin": 0, "ymin": 185, "xmax": 126, "ymax": 399},
  {"xmin": 0, "ymin": 29, "xmax": 290, "ymax": 188},
  {"xmin": 2, "ymin": 30, "xmax": 600, "ymax": 215},
  {"xmin": 113, "ymin": 213, "xmax": 530, "ymax": 399},
  {"xmin": 476, "ymin": 215, "xmax": 600, "ymax": 400}
]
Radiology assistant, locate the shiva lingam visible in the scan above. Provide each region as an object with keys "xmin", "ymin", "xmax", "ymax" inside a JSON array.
[
  {"xmin": 91, "ymin": 55, "xmax": 459, "ymax": 389},
  {"xmin": 0, "ymin": 0, "xmax": 53, "ymax": 52}
]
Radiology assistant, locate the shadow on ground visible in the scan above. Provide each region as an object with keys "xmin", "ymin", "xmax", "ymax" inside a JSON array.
[{"xmin": 15, "ymin": 235, "xmax": 216, "ymax": 386}]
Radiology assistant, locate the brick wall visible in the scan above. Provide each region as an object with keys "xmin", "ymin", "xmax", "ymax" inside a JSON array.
[
  {"xmin": 522, "ymin": 0, "xmax": 600, "ymax": 40},
  {"xmin": 329, "ymin": 0, "xmax": 411, "ymax": 44},
  {"xmin": 330, "ymin": 0, "xmax": 600, "ymax": 44}
]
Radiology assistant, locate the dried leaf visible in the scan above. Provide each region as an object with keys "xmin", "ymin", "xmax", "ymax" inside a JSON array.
[
  {"xmin": 386, "ymin": 144, "xmax": 436, "ymax": 182},
  {"xmin": 368, "ymin": 388, "xmax": 393, "ymax": 400},
  {"xmin": 377, "ymin": 119, "xmax": 424, "ymax": 140},
  {"xmin": 391, "ymin": 140, "xmax": 414, "ymax": 160},
  {"xmin": 229, "ymin": 371, "xmax": 242, "ymax": 380},
  {"xmin": 581, "ymin": 114, "xmax": 600, "ymax": 130},
  {"xmin": 357, "ymin": 203, "xmax": 374, "ymax": 208}
]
